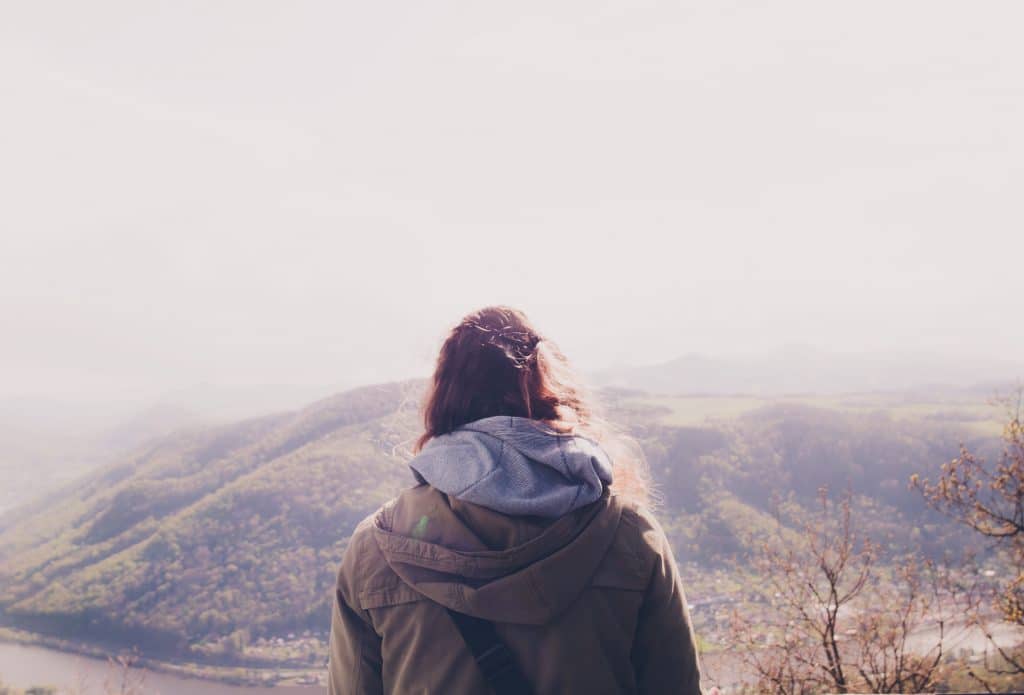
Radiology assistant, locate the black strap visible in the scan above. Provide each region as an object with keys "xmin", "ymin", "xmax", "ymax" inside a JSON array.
[{"xmin": 447, "ymin": 608, "xmax": 534, "ymax": 695}]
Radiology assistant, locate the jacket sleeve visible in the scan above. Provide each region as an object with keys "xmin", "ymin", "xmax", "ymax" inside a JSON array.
[
  {"xmin": 328, "ymin": 537, "xmax": 384, "ymax": 695},
  {"xmin": 630, "ymin": 510, "xmax": 705, "ymax": 695}
]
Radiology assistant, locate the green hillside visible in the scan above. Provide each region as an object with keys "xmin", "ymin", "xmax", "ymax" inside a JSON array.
[
  {"xmin": 0, "ymin": 382, "xmax": 421, "ymax": 661},
  {"xmin": 0, "ymin": 381, "xmax": 998, "ymax": 673}
]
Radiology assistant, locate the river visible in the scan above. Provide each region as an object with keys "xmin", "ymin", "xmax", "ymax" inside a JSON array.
[{"xmin": 0, "ymin": 642, "xmax": 323, "ymax": 694}]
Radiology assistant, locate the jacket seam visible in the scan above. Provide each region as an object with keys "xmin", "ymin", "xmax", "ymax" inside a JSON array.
[
  {"xmin": 617, "ymin": 507, "xmax": 649, "ymax": 574},
  {"xmin": 526, "ymin": 566, "xmax": 553, "ymax": 616},
  {"xmin": 350, "ymin": 590, "xmax": 365, "ymax": 692},
  {"xmin": 360, "ymin": 587, "xmax": 425, "ymax": 609}
]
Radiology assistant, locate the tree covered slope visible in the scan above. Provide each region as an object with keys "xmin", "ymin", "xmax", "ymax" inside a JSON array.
[
  {"xmin": 0, "ymin": 381, "xmax": 422, "ymax": 656},
  {"xmin": 0, "ymin": 381, "xmax": 992, "ymax": 662}
]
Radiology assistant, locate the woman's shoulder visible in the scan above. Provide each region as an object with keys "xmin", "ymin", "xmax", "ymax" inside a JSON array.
[
  {"xmin": 334, "ymin": 495, "xmax": 403, "ymax": 599},
  {"xmin": 336, "ymin": 486, "xmax": 438, "ymax": 595},
  {"xmin": 593, "ymin": 496, "xmax": 674, "ymax": 587},
  {"xmin": 616, "ymin": 497, "xmax": 671, "ymax": 549},
  {"xmin": 344, "ymin": 484, "xmax": 429, "ymax": 546}
]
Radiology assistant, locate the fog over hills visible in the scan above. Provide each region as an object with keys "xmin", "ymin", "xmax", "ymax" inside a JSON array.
[
  {"xmin": 0, "ymin": 403, "xmax": 208, "ymax": 518},
  {"xmin": 593, "ymin": 346, "xmax": 1022, "ymax": 396},
  {"xmin": 2, "ymin": 0, "xmax": 1022, "ymax": 685},
  {"xmin": 2, "ymin": 346, "xmax": 1018, "ymax": 517},
  {"xmin": 0, "ymin": 375, "xmax": 997, "ymax": 670}
]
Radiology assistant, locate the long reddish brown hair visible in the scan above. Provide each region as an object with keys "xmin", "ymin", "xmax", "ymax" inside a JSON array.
[{"xmin": 416, "ymin": 305, "xmax": 651, "ymax": 505}]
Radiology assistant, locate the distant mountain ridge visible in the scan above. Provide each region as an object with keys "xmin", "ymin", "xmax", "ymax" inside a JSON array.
[{"xmin": 593, "ymin": 346, "xmax": 1022, "ymax": 395}]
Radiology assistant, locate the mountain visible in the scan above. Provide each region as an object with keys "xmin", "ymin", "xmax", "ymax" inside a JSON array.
[
  {"xmin": 593, "ymin": 346, "xmax": 1023, "ymax": 396},
  {"xmin": 0, "ymin": 381, "xmax": 421, "ymax": 657},
  {"xmin": 0, "ymin": 380, "xmax": 995, "ymax": 668},
  {"xmin": 0, "ymin": 403, "xmax": 208, "ymax": 522}
]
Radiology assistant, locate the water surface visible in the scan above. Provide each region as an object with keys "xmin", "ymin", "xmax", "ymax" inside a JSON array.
[{"xmin": 0, "ymin": 641, "xmax": 322, "ymax": 694}]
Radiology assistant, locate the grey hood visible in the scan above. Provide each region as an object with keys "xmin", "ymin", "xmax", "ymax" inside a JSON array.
[{"xmin": 409, "ymin": 415, "xmax": 614, "ymax": 518}]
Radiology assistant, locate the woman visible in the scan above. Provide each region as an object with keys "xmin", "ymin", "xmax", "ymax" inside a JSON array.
[{"xmin": 328, "ymin": 306, "xmax": 707, "ymax": 694}]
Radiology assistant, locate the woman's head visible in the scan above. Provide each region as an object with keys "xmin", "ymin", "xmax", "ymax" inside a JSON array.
[
  {"xmin": 416, "ymin": 305, "xmax": 652, "ymax": 505},
  {"xmin": 416, "ymin": 306, "xmax": 584, "ymax": 445}
]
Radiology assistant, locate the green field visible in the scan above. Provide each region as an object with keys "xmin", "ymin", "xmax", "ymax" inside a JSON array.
[{"xmin": 617, "ymin": 390, "xmax": 1007, "ymax": 435}]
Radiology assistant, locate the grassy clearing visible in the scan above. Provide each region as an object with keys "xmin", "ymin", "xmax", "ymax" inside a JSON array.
[{"xmin": 621, "ymin": 391, "xmax": 1006, "ymax": 435}]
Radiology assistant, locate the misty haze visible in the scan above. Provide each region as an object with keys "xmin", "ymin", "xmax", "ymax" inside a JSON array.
[{"xmin": 1, "ymin": 1, "xmax": 1023, "ymax": 693}]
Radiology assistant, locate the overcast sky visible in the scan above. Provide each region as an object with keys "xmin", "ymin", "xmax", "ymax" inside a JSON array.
[{"xmin": 1, "ymin": 1, "xmax": 1021, "ymax": 413}]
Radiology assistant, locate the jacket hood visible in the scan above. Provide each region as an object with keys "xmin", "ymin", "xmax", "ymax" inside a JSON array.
[
  {"xmin": 408, "ymin": 415, "xmax": 614, "ymax": 518},
  {"xmin": 370, "ymin": 484, "xmax": 624, "ymax": 624}
]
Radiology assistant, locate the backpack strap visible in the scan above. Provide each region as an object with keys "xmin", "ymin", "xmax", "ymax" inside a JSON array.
[{"xmin": 446, "ymin": 608, "xmax": 534, "ymax": 695}]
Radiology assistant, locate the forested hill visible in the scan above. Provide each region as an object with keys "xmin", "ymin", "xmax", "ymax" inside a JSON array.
[
  {"xmin": 0, "ymin": 380, "xmax": 997, "ymax": 662},
  {"xmin": 0, "ymin": 381, "xmax": 423, "ymax": 656}
]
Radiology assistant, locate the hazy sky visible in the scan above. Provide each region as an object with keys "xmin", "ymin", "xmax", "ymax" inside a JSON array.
[{"xmin": 1, "ymin": 1, "xmax": 1021, "ymax": 411}]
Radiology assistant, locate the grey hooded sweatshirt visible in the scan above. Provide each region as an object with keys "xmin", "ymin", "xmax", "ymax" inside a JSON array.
[
  {"xmin": 409, "ymin": 415, "xmax": 614, "ymax": 518},
  {"xmin": 328, "ymin": 417, "xmax": 705, "ymax": 694}
]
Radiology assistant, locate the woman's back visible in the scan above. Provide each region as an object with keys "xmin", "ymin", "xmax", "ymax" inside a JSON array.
[{"xmin": 328, "ymin": 416, "xmax": 704, "ymax": 694}]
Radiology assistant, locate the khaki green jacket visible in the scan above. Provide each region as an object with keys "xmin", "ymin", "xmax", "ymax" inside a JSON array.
[{"xmin": 328, "ymin": 485, "xmax": 705, "ymax": 694}]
